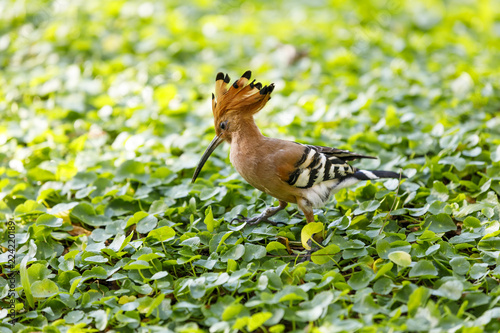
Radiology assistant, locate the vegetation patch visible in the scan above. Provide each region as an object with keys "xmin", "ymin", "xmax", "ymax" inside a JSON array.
[{"xmin": 1, "ymin": 0, "xmax": 500, "ymax": 332}]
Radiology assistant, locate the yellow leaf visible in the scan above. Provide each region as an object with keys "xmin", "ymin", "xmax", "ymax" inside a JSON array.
[
  {"xmin": 301, "ymin": 222, "xmax": 324, "ymax": 250},
  {"xmin": 248, "ymin": 312, "xmax": 273, "ymax": 332}
]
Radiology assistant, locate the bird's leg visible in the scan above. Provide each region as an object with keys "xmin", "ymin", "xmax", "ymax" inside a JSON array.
[
  {"xmin": 297, "ymin": 198, "xmax": 315, "ymax": 223},
  {"xmin": 297, "ymin": 198, "xmax": 321, "ymax": 260},
  {"xmin": 231, "ymin": 200, "xmax": 288, "ymax": 226}
]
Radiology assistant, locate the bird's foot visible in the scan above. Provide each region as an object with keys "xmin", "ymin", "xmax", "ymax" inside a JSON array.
[
  {"xmin": 297, "ymin": 247, "xmax": 320, "ymax": 263},
  {"xmin": 230, "ymin": 214, "xmax": 283, "ymax": 226},
  {"xmin": 297, "ymin": 239, "xmax": 319, "ymax": 262}
]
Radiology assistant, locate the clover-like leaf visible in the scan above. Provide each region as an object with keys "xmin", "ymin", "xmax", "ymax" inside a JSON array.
[
  {"xmin": 409, "ymin": 260, "xmax": 438, "ymax": 278},
  {"xmin": 388, "ymin": 251, "xmax": 412, "ymax": 267},
  {"xmin": 31, "ymin": 279, "xmax": 59, "ymax": 298},
  {"xmin": 311, "ymin": 244, "xmax": 340, "ymax": 265},
  {"xmin": 301, "ymin": 222, "xmax": 324, "ymax": 250}
]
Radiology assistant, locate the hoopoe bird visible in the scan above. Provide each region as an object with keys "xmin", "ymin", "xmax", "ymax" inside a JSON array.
[{"xmin": 192, "ymin": 71, "xmax": 406, "ymax": 225}]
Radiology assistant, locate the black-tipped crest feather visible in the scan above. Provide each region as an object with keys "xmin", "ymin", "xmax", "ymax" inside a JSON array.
[
  {"xmin": 242, "ymin": 70, "xmax": 252, "ymax": 79},
  {"xmin": 212, "ymin": 71, "xmax": 274, "ymax": 119}
]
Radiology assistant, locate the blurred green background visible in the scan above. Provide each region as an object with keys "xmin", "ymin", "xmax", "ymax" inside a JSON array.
[{"xmin": 2, "ymin": 0, "xmax": 499, "ymax": 173}]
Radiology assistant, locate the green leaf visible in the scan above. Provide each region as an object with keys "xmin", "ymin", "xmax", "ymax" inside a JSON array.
[
  {"xmin": 328, "ymin": 215, "xmax": 351, "ymax": 230},
  {"xmin": 14, "ymin": 200, "xmax": 46, "ymax": 216},
  {"xmin": 373, "ymin": 277, "xmax": 393, "ymax": 295},
  {"xmin": 353, "ymin": 200, "xmax": 381, "ymax": 215},
  {"xmin": 148, "ymin": 199, "xmax": 171, "ymax": 215},
  {"xmin": 222, "ymin": 304, "xmax": 246, "ymax": 321},
  {"xmin": 69, "ymin": 278, "xmax": 82, "ymax": 296},
  {"xmin": 82, "ymin": 266, "xmax": 107, "ymax": 279},
  {"xmin": 463, "ymin": 216, "xmax": 481, "ymax": 229},
  {"xmin": 123, "ymin": 260, "xmax": 151, "ymax": 270},
  {"xmin": 248, "ymin": 312, "xmax": 273, "ymax": 331},
  {"xmin": 137, "ymin": 253, "xmax": 163, "ymax": 262},
  {"xmin": 478, "ymin": 236, "xmax": 500, "ymax": 251},
  {"xmin": 147, "ymin": 226, "xmax": 175, "ymax": 243},
  {"xmin": 108, "ymin": 232, "xmax": 134, "ymax": 252},
  {"xmin": 70, "ymin": 202, "xmax": 110, "ymax": 226},
  {"xmin": 470, "ymin": 263, "xmax": 489, "ymax": 280},
  {"xmin": 150, "ymin": 272, "xmax": 169, "ymax": 280},
  {"xmin": 84, "ymin": 255, "xmax": 108, "ymax": 263},
  {"xmin": 136, "ymin": 214, "xmax": 158, "ymax": 234},
  {"xmin": 27, "ymin": 263, "xmax": 51, "ymax": 284},
  {"xmin": 311, "ymin": 244, "xmax": 340, "ymax": 265},
  {"xmin": 227, "ymin": 259, "xmax": 237, "ymax": 273},
  {"xmin": 348, "ymin": 269, "xmax": 374, "ymax": 290},
  {"xmin": 234, "ymin": 317, "xmax": 250, "ymax": 330},
  {"xmin": 352, "ymin": 294, "xmax": 381, "ymax": 314},
  {"xmin": 64, "ymin": 310, "xmax": 84, "ymax": 324},
  {"xmin": 435, "ymin": 280, "xmax": 463, "ymax": 300},
  {"xmin": 243, "ymin": 244, "xmax": 267, "ymax": 261},
  {"xmin": 266, "ymin": 241, "xmax": 287, "ymax": 253},
  {"xmin": 388, "ymin": 251, "xmax": 412, "ymax": 267},
  {"xmin": 376, "ymin": 239, "xmax": 391, "ymax": 259},
  {"xmin": 90, "ymin": 310, "xmax": 108, "ymax": 330},
  {"xmin": 408, "ymin": 287, "xmax": 430, "ymax": 317},
  {"xmin": 276, "ymin": 286, "xmax": 308, "ymax": 302},
  {"xmin": 189, "ymin": 278, "xmax": 207, "ymax": 298},
  {"xmin": 455, "ymin": 203, "xmax": 496, "ymax": 218},
  {"xmin": 27, "ymin": 167, "xmax": 56, "ymax": 182},
  {"xmin": 31, "ymin": 279, "xmax": 59, "ymax": 298},
  {"xmin": 374, "ymin": 262, "xmax": 394, "ymax": 280},
  {"xmin": 115, "ymin": 160, "xmax": 148, "ymax": 182},
  {"xmin": 424, "ymin": 213, "xmax": 456, "ymax": 233},
  {"xmin": 491, "ymin": 145, "xmax": 500, "ymax": 162},
  {"xmin": 209, "ymin": 231, "xmax": 234, "ymax": 253},
  {"xmin": 20, "ymin": 254, "xmax": 34, "ymax": 308},
  {"xmin": 409, "ymin": 260, "xmax": 438, "ymax": 277},
  {"xmin": 35, "ymin": 214, "xmax": 63, "ymax": 227},
  {"xmin": 221, "ymin": 244, "xmax": 245, "ymax": 262},
  {"xmin": 450, "ymin": 257, "xmax": 471, "ymax": 275},
  {"xmin": 204, "ymin": 205, "xmax": 214, "ymax": 232}
]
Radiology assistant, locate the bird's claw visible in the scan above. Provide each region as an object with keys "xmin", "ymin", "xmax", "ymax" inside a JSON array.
[
  {"xmin": 247, "ymin": 216, "xmax": 278, "ymax": 226},
  {"xmin": 230, "ymin": 214, "xmax": 283, "ymax": 226},
  {"xmin": 298, "ymin": 242, "xmax": 319, "ymax": 263},
  {"xmin": 230, "ymin": 214, "xmax": 247, "ymax": 224}
]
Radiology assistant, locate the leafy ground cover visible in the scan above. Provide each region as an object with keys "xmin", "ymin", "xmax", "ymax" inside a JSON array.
[{"xmin": 1, "ymin": 0, "xmax": 500, "ymax": 332}]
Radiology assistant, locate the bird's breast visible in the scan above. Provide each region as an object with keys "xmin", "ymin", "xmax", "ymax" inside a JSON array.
[
  {"xmin": 229, "ymin": 145, "xmax": 297, "ymax": 203},
  {"xmin": 229, "ymin": 147, "xmax": 261, "ymax": 187}
]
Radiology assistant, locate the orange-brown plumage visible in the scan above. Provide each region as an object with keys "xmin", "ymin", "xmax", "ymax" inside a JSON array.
[
  {"xmin": 212, "ymin": 71, "xmax": 273, "ymax": 131},
  {"xmin": 192, "ymin": 71, "xmax": 406, "ymax": 225}
]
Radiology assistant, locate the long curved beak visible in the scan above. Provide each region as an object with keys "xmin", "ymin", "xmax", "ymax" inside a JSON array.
[{"xmin": 191, "ymin": 135, "xmax": 224, "ymax": 183}]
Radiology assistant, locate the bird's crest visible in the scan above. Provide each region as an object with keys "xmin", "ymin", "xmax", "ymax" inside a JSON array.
[{"xmin": 212, "ymin": 70, "xmax": 274, "ymax": 119}]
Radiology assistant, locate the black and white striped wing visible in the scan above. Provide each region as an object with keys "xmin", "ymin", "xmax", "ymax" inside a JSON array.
[
  {"xmin": 308, "ymin": 145, "xmax": 377, "ymax": 161},
  {"xmin": 286, "ymin": 144, "xmax": 375, "ymax": 189}
]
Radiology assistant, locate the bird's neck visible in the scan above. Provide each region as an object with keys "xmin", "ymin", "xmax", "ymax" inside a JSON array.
[{"xmin": 230, "ymin": 116, "xmax": 264, "ymax": 145}]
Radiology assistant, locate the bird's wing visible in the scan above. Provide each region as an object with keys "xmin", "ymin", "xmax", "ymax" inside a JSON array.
[
  {"xmin": 277, "ymin": 143, "xmax": 375, "ymax": 189},
  {"xmin": 307, "ymin": 144, "xmax": 377, "ymax": 161}
]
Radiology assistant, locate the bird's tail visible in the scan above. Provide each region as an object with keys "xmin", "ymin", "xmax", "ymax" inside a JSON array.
[{"xmin": 353, "ymin": 170, "xmax": 407, "ymax": 180}]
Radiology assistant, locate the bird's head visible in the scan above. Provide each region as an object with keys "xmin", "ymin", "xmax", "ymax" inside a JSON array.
[{"xmin": 192, "ymin": 70, "xmax": 274, "ymax": 182}]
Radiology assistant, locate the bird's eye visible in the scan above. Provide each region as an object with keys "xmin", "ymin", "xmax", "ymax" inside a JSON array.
[{"xmin": 220, "ymin": 121, "xmax": 228, "ymax": 130}]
